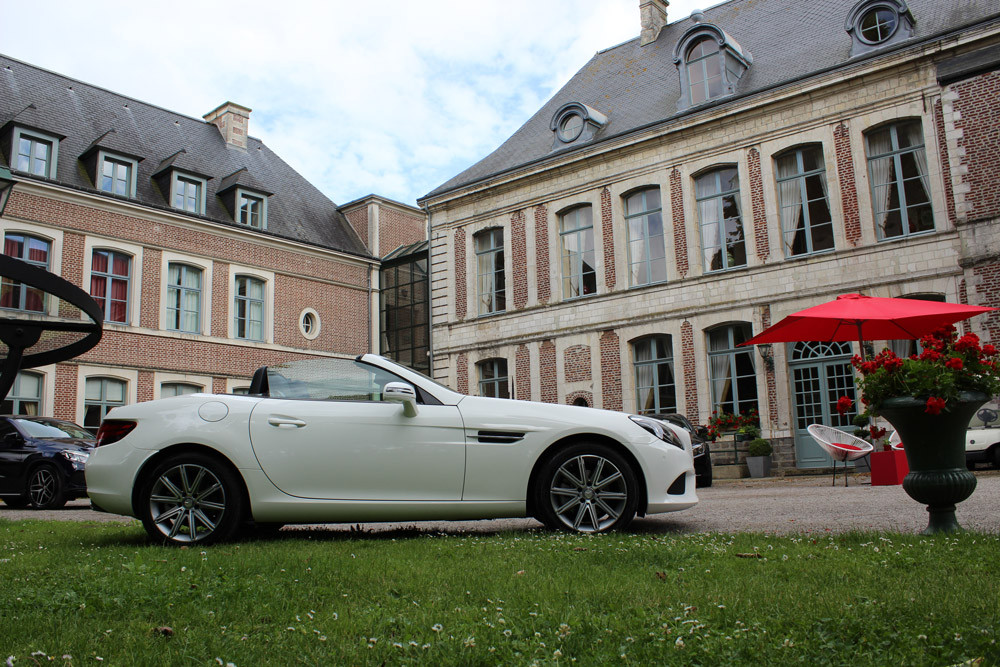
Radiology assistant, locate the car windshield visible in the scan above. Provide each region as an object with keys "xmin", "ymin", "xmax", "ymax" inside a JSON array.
[
  {"xmin": 266, "ymin": 358, "xmax": 409, "ymax": 401},
  {"xmin": 13, "ymin": 419, "xmax": 94, "ymax": 440},
  {"xmin": 968, "ymin": 396, "xmax": 1000, "ymax": 429}
]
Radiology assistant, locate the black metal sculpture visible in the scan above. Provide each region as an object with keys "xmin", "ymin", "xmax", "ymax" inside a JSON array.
[{"xmin": 0, "ymin": 254, "xmax": 103, "ymax": 401}]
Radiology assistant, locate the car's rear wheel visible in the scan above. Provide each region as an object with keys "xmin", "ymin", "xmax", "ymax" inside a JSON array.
[
  {"xmin": 1, "ymin": 495, "xmax": 31, "ymax": 508},
  {"xmin": 139, "ymin": 453, "xmax": 244, "ymax": 546},
  {"xmin": 534, "ymin": 443, "xmax": 638, "ymax": 533},
  {"xmin": 28, "ymin": 464, "xmax": 66, "ymax": 509}
]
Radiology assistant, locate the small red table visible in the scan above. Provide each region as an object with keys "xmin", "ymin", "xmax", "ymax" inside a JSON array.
[{"xmin": 870, "ymin": 449, "xmax": 909, "ymax": 486}]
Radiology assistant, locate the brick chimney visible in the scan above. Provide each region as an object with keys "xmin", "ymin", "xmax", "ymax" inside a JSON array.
[
  {"xmin": 203, "ymin": 102, "xmax": 251, "ymax": 149},
  {"xmin": 640, "ymin": 0, "xmax": 669, "ymax": 46}
]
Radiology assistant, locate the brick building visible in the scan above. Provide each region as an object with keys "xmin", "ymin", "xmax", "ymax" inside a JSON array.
[
  {"xmin": 0, "ymin": 55, "xmax": 424, "ymax": 428},
  {"xmin": 418, "ymin": 0, "xmax": 1000, "ymax": 470}
]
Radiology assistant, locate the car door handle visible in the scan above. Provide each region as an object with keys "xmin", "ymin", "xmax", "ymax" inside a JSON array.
[{"xmin": 267, "ymin": 417, "xmax": 307, "ymax": 428}]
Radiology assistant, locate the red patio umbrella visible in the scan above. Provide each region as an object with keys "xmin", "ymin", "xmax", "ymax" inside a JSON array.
[{"xmin": 742, "ymin": 293, "xmax": 995, "ymax": 353}]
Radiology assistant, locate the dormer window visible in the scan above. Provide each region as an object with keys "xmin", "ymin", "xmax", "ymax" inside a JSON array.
[
  {"xmin": 98, "ymin": 153, "xmax": 139, "ymax": 197},
  {"xmin": 171, "ymin": 172, "xmax": 206, "ymax": 214},
  {"xmin": 216, "ymin": 168, "xmax": 272, "ymax": 230},
  {"xmin": 11, "ymin": 128, "xmax": 59, "ymax": 178},
  {"xmin": 549, "ymin": 103, "xmax": 608, "ymax": 150},
  {"xmin": 846, "ymin": 0, "xmax": 915, "ymax": 56},
  {"xmin": 673, "ymin": 23, "xmax": 752, "ymax": 112},
  {"xmin": 238, "ymin": 190, "xmax": 266, "ymax": 229}
]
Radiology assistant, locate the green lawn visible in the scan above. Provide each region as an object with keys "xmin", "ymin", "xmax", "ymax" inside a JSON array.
[{"xmin": 1, "ymin": 519, "xmax": 997, "ymax": 665}]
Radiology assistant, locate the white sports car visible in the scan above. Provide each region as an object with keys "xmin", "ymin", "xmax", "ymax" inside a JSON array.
[{"xmin": 86, "ymin": 354, "xmax": 697, "ymax": 545}]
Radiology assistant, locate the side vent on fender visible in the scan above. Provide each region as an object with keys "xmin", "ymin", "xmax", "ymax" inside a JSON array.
[
  {"xmin": 667, "ymin": 473, "xmax": 687, "ymax": 496},
  {"xmin": 477, "ymin": 431, "xmax": 526, "ymax": 444}
]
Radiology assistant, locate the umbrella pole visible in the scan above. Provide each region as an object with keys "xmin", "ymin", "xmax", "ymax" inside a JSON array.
[{"xmin": 856, "ymin": 321, "xmax": 865, "ymax": 360}]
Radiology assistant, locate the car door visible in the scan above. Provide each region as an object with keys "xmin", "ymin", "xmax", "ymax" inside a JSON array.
[
  {"xmin": 0, "ymin": 421, "xmax": 29, "ymax": 494},
  {"xmin": 247, "ymin": 359, "xmax": 466, "ymax": 501}
]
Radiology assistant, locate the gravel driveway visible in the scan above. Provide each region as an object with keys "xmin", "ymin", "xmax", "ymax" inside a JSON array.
[{"xmin": 3, "ymin": 471, "xmax": 997, "ymax": 536}]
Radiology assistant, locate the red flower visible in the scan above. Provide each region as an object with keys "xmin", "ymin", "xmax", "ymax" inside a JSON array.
[
  {"xmin": 925, "ymin": 396, "xmax": 946, "ymax": 415},
  {"xmin": 835, "ymin": 396, "xmax": 853, "ymax": 417},
  {"xmin": 869, "ymin": 425, "xmax": 886, "ymax": 440},
  {"xmin": 955, "ymin": 333, "xmax": 980, "ymax": 352},
  {"xmin": 919, "ymin": 349, "xmax": 942, "ymax": 362},
  {"xmin": 944, "ymin": 357, "xmax": 964, "ymax": 371},
  {"xmin": 983, "ymin": 344, "xmax": 997, "ymax": 356}
]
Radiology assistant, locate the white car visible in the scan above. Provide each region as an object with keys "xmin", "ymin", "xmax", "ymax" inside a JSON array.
[
  {"xmin": 86, "ymin": 354, "xmax": 697, "ymax": 545},
  {"xmin": 966, "ymin": 397, "xmax": 1000, "ymax": 469}
]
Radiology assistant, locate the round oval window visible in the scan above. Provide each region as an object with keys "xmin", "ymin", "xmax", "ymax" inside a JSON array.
[
  {"xmin": 859, "ymin": 7, "xmax": 897, "ymax": 44},
  {"xmin": 558, "ymin": 113, "xmax": 584, "ymax": 142},
  {"xmin": 298, "ymin": 308, "xmax": 321, "ymax": 340}
]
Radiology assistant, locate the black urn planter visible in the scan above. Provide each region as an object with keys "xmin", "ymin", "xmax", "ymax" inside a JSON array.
[{"xmin": 877, "ymin": 391, "xmax": 988, "ymax": 535}]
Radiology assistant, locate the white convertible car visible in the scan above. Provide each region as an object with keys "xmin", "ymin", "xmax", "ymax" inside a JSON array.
[{"xmin": 86, "ymin": 355, "xmax": 697, "ymax": 545}]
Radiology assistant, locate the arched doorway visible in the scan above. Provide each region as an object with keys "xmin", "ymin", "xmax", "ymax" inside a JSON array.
[{"xmin": 788, "ymin": 341, "xmax": 858, "ymax": 468}]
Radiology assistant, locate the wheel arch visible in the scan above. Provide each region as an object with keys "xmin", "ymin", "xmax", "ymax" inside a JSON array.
[
  {"xmin": 130, "ymin": 443, "xmax": 252, "ymax": 519},
  {"xmin": 525, "ymin": 434, "xmax": 649, "ymax": 519}
]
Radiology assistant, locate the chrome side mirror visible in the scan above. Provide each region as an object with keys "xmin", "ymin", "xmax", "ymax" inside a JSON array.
[{"xmin": 384, "ymin": 382, "xmax": 418, "ymax": 417}]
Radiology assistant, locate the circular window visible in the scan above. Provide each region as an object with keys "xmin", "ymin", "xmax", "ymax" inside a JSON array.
[
  {"xmin": 859, "ymin": 7, "xmax": 897, "ymax": 44},
  {"xmin": 558, "ymin": 113, "xmax": 584, "ymax": 143},
  {"xmin": 298, "ymin": 308, "xmax": 321, "ymax": 340}
]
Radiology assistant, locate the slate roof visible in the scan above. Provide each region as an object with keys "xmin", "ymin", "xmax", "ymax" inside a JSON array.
[
  {"xmin": 425, "ymin": 0, "xmax": 1000, "ymax": 200},
  {"xmin": 0, "ymin": 54, "xmax": 371, "ymax": 258}
]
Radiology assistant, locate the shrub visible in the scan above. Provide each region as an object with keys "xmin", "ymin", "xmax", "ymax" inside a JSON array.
[{"xmin": 747, "ymin": 438, "xmax": 772, "ymax": 457}]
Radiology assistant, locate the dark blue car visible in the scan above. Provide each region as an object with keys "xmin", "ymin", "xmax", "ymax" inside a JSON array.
[{"xmin": 0, "ymin": 416, "xmax": 94, "ymax": 509}]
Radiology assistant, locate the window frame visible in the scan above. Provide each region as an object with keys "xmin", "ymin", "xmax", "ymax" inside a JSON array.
[
  {"xmin": 1, "ymin": 231, "xmax": 53, "ymax": 312},
  {"xmin": 474, "ymin": 228, "xmax": 506, "ymax": 316},
  {"xmin": 707, "ymin": 323, "xmax": 759, "ymax": 419},
  {"xmin": 672, "ymin": 25, "xmax": 752, "ymax": 112},
  {"xmin": 1, "ymin": 371, "xmax": 44, "ymax": 416},
  {"xmin": 234, "ymin": 274, "xmax": 266, "ymax": 341},
  {"xmin": 774, "ymin": 145, "xmax": 835, "ymax": 258},
  {"xmin": 227, "ymin": 265, "xmax": 274, "ymax": 343},
  {"xmin": 89, "ymin": 248, "xmax": 132, "ymax": 324},
  {"xmin": 11, "ymin": 127, "xmax": 59, "ymax": 179},
  {"xmin": 477, "ymin": 358, "xmax": 510, "ymax": 399},
  {"xmin": 170, "ymin": 171, "xmax": 207, "ymax": 214},
  {"xmin": 166, "ymin": 262, "xmax": 204, "ymax": 334},
  {"xmin": 97, "ymin": 151, "xmax": 139, "ymax": 198},
  {"xmin": 236, "ymin": 188, "xmax": 268, "ymax": 229},
  {"xmin": 623, "ymin": 187, "xmax": 667, "ymax": 287},
  {"xmin": 632, "ymin": 335, "xmax": 677, "ymax": 415},
  {"xmin": 695, "ymin": 167, "xmax": 747, "ymax": 273},
  {"xmin": 558, "ymin": 205, "xmax": 597, "ymax": 300},
  {"xmin": 82, "ymin": 376, "xmax": 128, "ymax": 431},
  {"xmin": 865, "ymin": 119, "xmax": 934, "ymax": 241}
]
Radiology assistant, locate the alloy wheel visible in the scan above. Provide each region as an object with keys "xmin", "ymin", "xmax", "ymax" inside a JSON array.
[
  {"xmin": 28, "ymin": 467, "xmax": 58, "ymax": 508},
  {"xmin": 148, "ymin": 463, "xmax": 228, "ymax": 543},
  {"xmin": 548, "ymin": 454, "xmax": 629, "ymax": 533}
]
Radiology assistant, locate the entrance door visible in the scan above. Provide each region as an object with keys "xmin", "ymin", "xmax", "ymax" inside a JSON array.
[{"xmin": 789, "ymin": 341, "xmax": 858, "ymax": 468}]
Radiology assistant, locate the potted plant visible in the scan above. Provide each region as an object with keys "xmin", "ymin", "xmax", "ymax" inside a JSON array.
[
  {"xmin": 746, "ymin": 437, "xmax": 773, "ymax": 478},
  {"xmin": 706, "ymin": 409, "xmax": 759, "ymax": 441},
  {"xmin": 846, "ymin": 325, "xmax": 1000, "ymax": 533},
  {"xmin": 737, "ymin": 424, "xmax": 761, "ymax": 442}
]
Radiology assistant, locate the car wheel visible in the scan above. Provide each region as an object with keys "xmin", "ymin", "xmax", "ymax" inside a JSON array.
[
  {"xmin": 139, "ymin": 453, "xmax": 244, "ymax": 546},
  {"xmin": 28, "ymin": 464, "xmax": 66, "ymax": 509},
  {"xmin": 1, "ymin": 495, "xmax": 31, "ymax": 508},
  {"xmin": 534, "ymin": 443, "xmax": 639, "ymax": 533}
]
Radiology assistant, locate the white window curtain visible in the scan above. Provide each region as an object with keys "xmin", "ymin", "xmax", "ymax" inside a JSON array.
[
  {"xmin": 904, "ymin": 122, "xmax": 930, "ymax": 202},
  {"xmin": 777, "ymin": 157, "xmax": 803, "ymax": 254},
  {"xmin": 867, "ymin": 130, "xmax": 894, "ymax": 236},
  {"xmin": 709, "ymin": 331, "xmax": 732, "ymax": 412},
  {"xmin": 634, "ymin": 341, "xmax": 655, "ymax": 413}
]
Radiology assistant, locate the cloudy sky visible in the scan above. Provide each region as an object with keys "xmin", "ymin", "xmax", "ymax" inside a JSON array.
[{"xmin": 1, "ymin": 0, "xmax": 709, "ymax": 207}]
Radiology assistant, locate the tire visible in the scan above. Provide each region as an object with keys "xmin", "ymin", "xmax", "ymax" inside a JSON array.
[
  {"xmin": 1, "ymin": 495, "xmax": 31, "ymax": 508},
  {"xmin": 534, "ymin": 442, "xmax": 639, "ymax": 533},
  {"xmin": 28, "ymin": 464, "xmax": 66, "ymax": 509},
  {"xmin": 138, "ymin": 453, "xmax": 244, "ymax": 546}
]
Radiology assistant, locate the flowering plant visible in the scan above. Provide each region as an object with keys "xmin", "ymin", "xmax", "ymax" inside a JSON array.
[
  {"xmin": 706, "ymin": 408, "xmax": 759, "ymax": 441},
  {"xmin": 849, "ymin": 326, "xmax": 1000, "ymax": 416}
]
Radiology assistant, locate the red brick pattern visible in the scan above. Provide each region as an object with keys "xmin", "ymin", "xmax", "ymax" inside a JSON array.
[
  {"xmin": 378, "ymin": 207, "xmax": 425, "ymax": 257},
  {"xmin": 600, "ymin": 330, "xmax": 622, "ymax": 411},
  {"xmin": 972, "ymin": 264, "xmax": 1000, "ymax": 344},
  {"xmin": 534, "ymin": 205, "xmax": 551, "ymax": 305},
  {"xmin": 834, "ymin": 123, "xmax": 863, "ymax": 246},
  {"xmin": 454, "ymin": 228, "xmax": 467, "ymax": 320},
  {"xmin": 511, "ymin": 210, "xmax": 527, "ymax": 310},
  {"xmin": 959, "ymin": 278, "xmax": 970, "ymax": 335},
  {"xmin": 274, "ymin": 274, "xmax": 370, "ymax": 353},
  {"xmin": 139, "ymin": 371, "xmax": 155, "ymax": 402},
  {"xmin": 59, "ymin": 232, "xmax": 85, "ymax": 319},
  {"xmin": 934, "ymin": 99, "xmax": 957, "ymax": 226},
  {"xmin": 140, "ymin": 248, "xmax": 162, "ymax": 329},
  {"xmin": 516, "ymin": 344, "xmax": 531, "ymax": 400},
  {"xmin": 949, "ymin": 71, "xmax": 1000, "ymax": 222},
  {"xmin": 211, "ymin": 376, "xmax": 227, "ymax": 395},
  {"xmin": 600, "ymin": 188, "xmax": 616, "ymax": 291},
  {"xmin": 211, "ymin": 261, "xmax": 230, "ymax": 337},
  {"xmin": 540, "ymin": 340, "xmax": 557, "ymax": 403},
  {"xmin": 670, "ymin": 169, "xmax": 689, "ymax": 278},
  {"xmin": 563, "ymin": 344, "xmax": 592, "ymax": 383},
  {"xmin": 566, "ymin": 390, "xmax": 593, "ymax": 407},
  {"xmin": 681, "ymin": 321, "xmax": 697, "ymax": 422},
  {"xmin": 747, "ymin": 148, "xmax": 770, "ymax": 260},
  {"xmin": 53, "ymin": 364, "xmax": 78, "ymax": 422},
  {"xmin": 456, "ymin": 353, "xmax": 469, "ymax": 395},
  {"xmin": 343, "ymin": 207, "xmax": 369, "ymax": 250}
]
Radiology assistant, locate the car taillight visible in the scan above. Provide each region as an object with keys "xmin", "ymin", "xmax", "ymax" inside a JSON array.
[{"xmin": 96, "ymin": 420, "xmax": 137, "ymax": 447}]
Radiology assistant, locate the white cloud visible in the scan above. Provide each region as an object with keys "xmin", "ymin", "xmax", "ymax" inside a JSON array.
[{"xmin": 0, "ymin": 0, "xmax": 707, "ymax": 205}]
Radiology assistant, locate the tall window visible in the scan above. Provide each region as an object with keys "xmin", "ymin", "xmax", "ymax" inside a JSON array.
[
  {"xmin": 866, "ymin": 120, "xmax": 933, "ymax": 240},
  {"xmin": 161, "ymin": 382, "xmax": 202, "ymax": 397},
  {"xmin": 478, "ymin": 359, "xmax": 509, "ymax": 398},
  {"xmin": 633, "ymin": 336, "xmax": 676, "ymax": 415},
  {"xmin": 1, "ymin": 233, "xmax": 51, "ymax": 312},
  {"xmin": 696, "ymin": 168, "xmax": 746, "ymax": 272},
  {"xmin": 84, "ymin": 377, "xmax": 126, "ymax": 430},
  {"xmin": 239, "ymin": 193, "xmax": 264, "ymax": 228},
  {"xmin": 172, "ymin": 174, "xmax": 203, "ymax": 213},
  {"xmin": 167, "ymin": 263, "xmax": 202, "ymax": 333},
  {"xmin": 559, "ymin": 206, "xmax": 596, "ymax": 299},
  {"xmin": 776, "ymin": 146, "xmax": 834, "ymax": 257},
  {"xmin": 234, "ymin": 275, "xmax": 265, "ymax": 341},
  {"xmin": 708, "ymin": 323, "xmax": 758, "ymax": 418},
  {"xmin": 91, "ymin": 249, "xmax": 131, "ymax": 323},
  {"xmin": 475, "ymin": 228, "xmax": 505, "ymax": 315},
  {"xmin": 0, "ymin": 371, "xmax": 42, "ymax": 415},
  {"xmin": 15, "ymin": 132, "xmax": 54, "ymax": 177},
  {"xmin": 380, "ymin": 254, "xmax": 430, "ymax": 373},
  {"xmin": 625, "ymin": 188, "xmax": 666, "ymax": 286},
  {"xmin": 100, "ymin": 157, "xmax": 132, "ymax": 196}
]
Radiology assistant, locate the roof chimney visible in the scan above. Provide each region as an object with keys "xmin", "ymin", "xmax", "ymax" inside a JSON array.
[
  {"xmin": 640, "ymin": 0, "xmax": 669, "ymax": 46},
  {"xmin": 203, "ymin": 102, "xmax": 251, "ymax": 149}
]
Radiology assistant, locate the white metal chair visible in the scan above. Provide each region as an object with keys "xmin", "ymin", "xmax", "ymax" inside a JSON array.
[
  {"xmin": 888, "ymin": 430, "xmax": 904, "ymax": 450},
  {"xmin": 806, "ymin": 424, "xmax": 875, "ymax": 487}
]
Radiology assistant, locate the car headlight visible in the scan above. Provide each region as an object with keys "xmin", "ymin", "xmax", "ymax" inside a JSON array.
[
  {"xmin": 691, "ymin": 442, "xmax": 706, "ymax": 457},
  {"xmin": 630, "ymin": 415, "xmax": 684, "ymax": 449},
  {"xmin": 61, "ymin": 450, "xmax": 90, "ymax": 465}
]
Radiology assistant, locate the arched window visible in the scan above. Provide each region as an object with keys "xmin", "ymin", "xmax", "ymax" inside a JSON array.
[
  {"xmin": 167, "ymin": 263, "xmax": 202, "ymax": 333},
  {"xmin": 624, "ymin": 188, "xmax": 666, "ymax": 286},
  {"xmin": 161, "ymin": 382, "xmax": 203, "ymax": 398},
  {"xmin": 696, "ymin": 167, "xmax": 745, "ymax": 272},
  {"xmin": 673, "ymin": 24, "xmax": 751, "ymax": 111},
  {"xmin": 84, "ymin": 377, "xmax": 126, "ymax": 430},
  {"xmin": 707, "ymin": 323, "xmax": 758, "ymax": 418},
  {"xmin": 633, "ymin": 336, "xmax": 676, "ymax": 415},
  {"xmin": 477, "ymin": 358, "xmax": 509, "ymax": 399},
  {"xmin": 865, "ymin": 120, "xmax": 933, "ymax": 240},
  {"xmin": 559, "ymin": 206, "xmax": 596, "ymax": 299},
  {"xmin": 775, "ymin": 145, "xmax": 834, "ymax": 257},
  {"xmin": 2, "ymin": 232, "xmax": 51, "ymax": 312}
]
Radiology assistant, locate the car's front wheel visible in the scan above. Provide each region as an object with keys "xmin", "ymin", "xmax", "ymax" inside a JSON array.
[
  {"xmin": 28, "ymin": 464, "xmax": 66, "ymax": 509},
  {"xmin": 534, "ymin": 443, "xmax": 639, "ymax": 533},
  {"xmin": 138, "ymin": 453, "xmax": 244, "ymax": 546}
]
